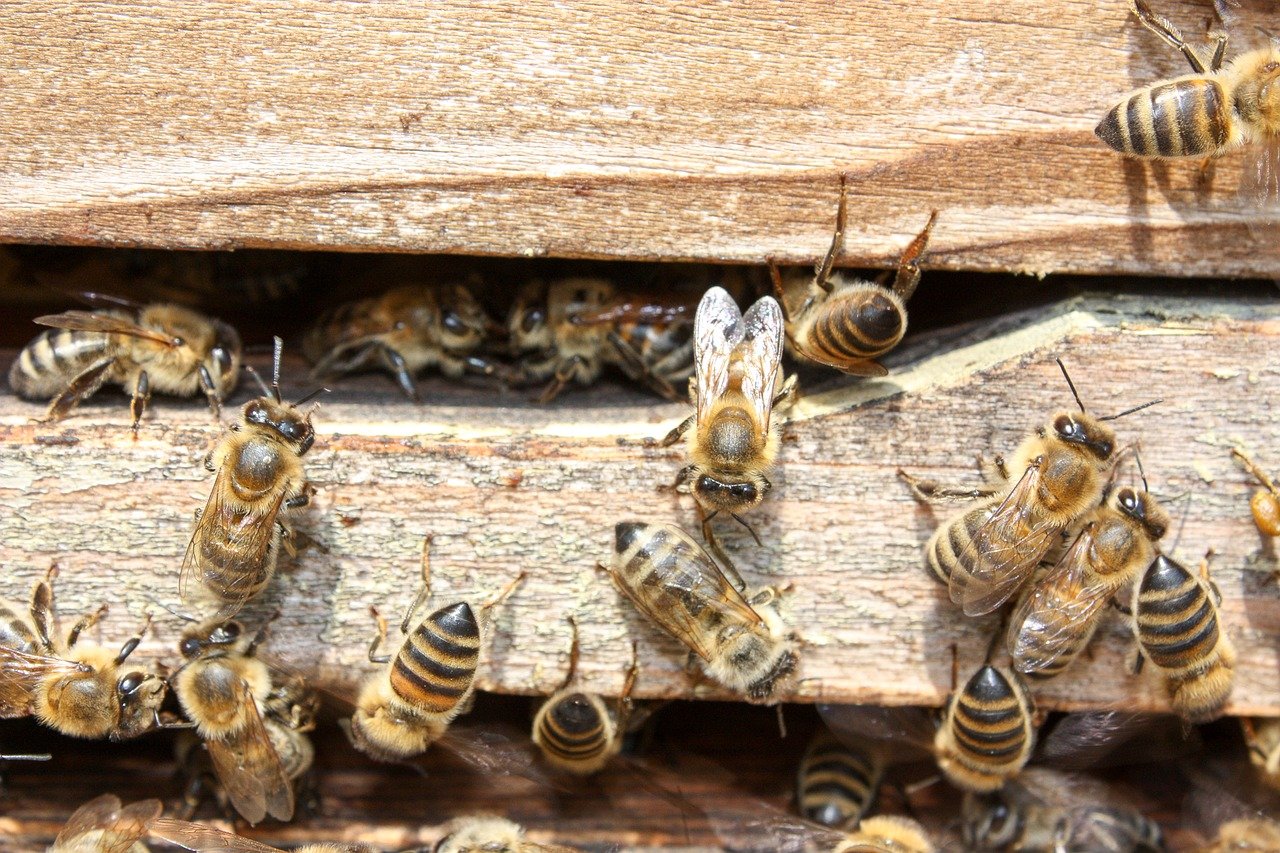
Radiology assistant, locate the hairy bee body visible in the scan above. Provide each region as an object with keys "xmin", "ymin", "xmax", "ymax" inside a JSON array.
[
  {"xmin": 1133, "ymin": 554, "xmax": 1235, "ymax": 723},
  {"xmin": 1206, "ymin": 819, "xmax": 1280, "ymax": 852},
  {"xmin": 964, "ymin": 789, "xmax": 1162, "ymax": 852},
  {"xmin": 607, "ymin": 521, "xmax": 798, "ymax": 702},
  {"xmin": 181, "ymin": 353, "xmax": 316, "ymax": 620},
  {"xmin": 434, "ymin": 816, "xmax": 581, "ymax": 853},
  {"xmin": 1008, "ymin": 488, "xmax": 1168, "ymax": 680},
  {"xmin": 1097, "ymin": 49, "xmax": 1280, "ymax": 160},
  {"xmin": 835, "ymin": 816, "xmax": 936, "ymax": 853},
  {"xmin": 509, "ymin": 277, "xmax": 695, "ymax": 402},
  {"xmin": 1243, "ymin": 716, "xmax": 1280, "ymax": 790},
  {"xmin": 0, "ymin": 571, "xmax": 165, "ymax": 741},
  {"xmin": 49, "ymin": 794, "xmax": 162, "ymax": 853},
  {"xmin": 532, "ymin": 689, "xmax": 617, "ymax": 774},
  {"xmin": 931, "ymin": 411, "xmax": 1118, "ymax": 616},
  {"xmin": 796, "ymin": 730, "xmax": 884, "ymax": 829},
  {"xmin": 935, "ymin": 665, "xmax": 1035, "ymax": 793},
  {"xmin": 8, "ymin": 302, "xmax": 240, "ymax": 426},
  {"xmin": 304, "ymin": 283, "xmax": 493, "ymax": 397}
]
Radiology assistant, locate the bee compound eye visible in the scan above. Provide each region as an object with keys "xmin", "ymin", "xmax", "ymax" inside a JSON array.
[
  {"xmin": 521, "ymin": 308, "xmax": 544, "ymax": 334},
  {"xmin": 118, "ymin": 672, "xmax": 144, "ymax": 695},
  {"xmin": 442, "ymin": 311, "xmax": 467, "ymax": 334}
]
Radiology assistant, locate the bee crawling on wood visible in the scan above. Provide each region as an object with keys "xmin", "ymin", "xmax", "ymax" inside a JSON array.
[
  {"xmin": 8, "ymin": 293, "xmax": 241, "ymax": 433},
  {"xmin": 770, "ymin": 174, "xmax": 937, "ymax": 378}
]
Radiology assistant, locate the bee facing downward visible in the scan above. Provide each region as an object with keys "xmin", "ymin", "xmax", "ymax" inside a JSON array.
[
  {"xmin": 661, "ymin": 287, "xmax": 793, "ymax": 543},
  {"xmin": 0, "ymin": 565, "xmax": 167, "ymax": 741},
  {"xmin": 770, "ymin": 175, "xmax": 937, "ymax": 377},
  {"xmin": 180, "ymin": 337, "xmax": 319, "ymax": 620},
  {"xmin": 8, "ymin": 294, "xmax": 241, "ymax": 433}
]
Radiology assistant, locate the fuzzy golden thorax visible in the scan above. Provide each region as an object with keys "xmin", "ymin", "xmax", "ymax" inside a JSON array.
[
  {"xmin": 1231, "ymin": 49, "xmax": 1280, "ymax": 140},
  {"xmin": 349, "ymin": 676, "xmax": 448, "ymax": 762},
  {"xmin": 702, "ymin": 593, "xmax": 798, "ymax": 703},
  {"xmin": 126, "ymin": 304, "xmax": 242, "ymax": 398},
  {"xmin": 35, "ymin": 644, "xmax": 121, "ymax": 739}
]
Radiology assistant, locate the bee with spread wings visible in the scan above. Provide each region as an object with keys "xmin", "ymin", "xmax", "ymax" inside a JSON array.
[
  {"xmin": 48, "ymin": 793, "xmax": 163, "ymax": 853},
  {"xmin": 180, "ymin": 338, "xmax": 319, "ymax": 620},
  {"xmin": 661, "ymin": 287, "xmax": 793, "ymax": 545}
]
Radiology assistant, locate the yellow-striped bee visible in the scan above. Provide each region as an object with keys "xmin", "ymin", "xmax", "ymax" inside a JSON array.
[
  {"xmin": 1131, "ymin": 552, "xmax": 1236, "ymax": 723},
  {"xmin": 796, "ymin": 729, "xmax": 884, "ymax": 830},
  {"xmin": 349, "ymin": 535, "xmax": 525, "ymax": 762},
  {"xmin": 8, "ymin": 295, "xmax": 240, "ymax": 432},
  {"xmin": 531, "ymin": 616, "xmax": 638, "ymax": 775},
  {"xmin": 48, "ymin": 794, "xmax": 162, "ymax": 853},
  {"xmin": 770, "ymin": 175, "xmax": 936, "ymax": 377}
]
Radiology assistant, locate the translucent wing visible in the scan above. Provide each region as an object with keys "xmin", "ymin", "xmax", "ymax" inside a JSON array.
[
  {"xmin": 206, "ymin": 684, "xmax": 294, "ymax": 825},
  {"xmin": 147, "ymin": 816, "xmax": 286, "ymax": 852},
  {"xmin": 33, "ymin": 309, "xmax": 180, "ymax": 347},
  {"xmin": 569, "ymin": 295, "xmax": 693, "ymax": 327},
  {"xmin": 737, "ymin": 295, "xmax": 785, "ymax": 433},
  {"xmin": 1215, "ymin": 1, "xmax": 1279, "ymax": 52},
  {"xmin": 0, "ymin": 645, "xmax": 89, "ymax": 717},
  {"xmin": 55, "ymin": 794, "xmax": 163, "ymax": 853},
  {"xmin": 179, "ymin": 463, "xmax": 285, "ymax": 619},
  {"xmin": 432, "ymin": 723, "xmax": 569, "ymax": 792},
  {"xmin": 693, "ymin": 286, "xmax": 742, "ymax": 427},
  {"xmin": 1006, "ymin": 531, "xmax": 1112, "ymax": 677},
  {"xmin": 818, "ymin": 703, "xmax": 937, "ymax": 759},
  {"xmin": 1243, "ymin": 137, "xmax": 1280, "ymax": 236},
  {"xmin": 951, "ymin": 460, "xmax": 1062, "ymax": 616},
  {"xmin": 1037, "ymin": 710, "xmax": 1201, "ymax": 769}
]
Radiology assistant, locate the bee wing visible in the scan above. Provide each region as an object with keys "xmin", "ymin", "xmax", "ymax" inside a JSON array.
[
  {"xmin": 148, "ymin": 816, "xmax": 286, "ymax": 852},
  {"xmin": 0, "ymin": 645, "xmax": 90, "ymax": 717},
  {"xmin": 569, "ymin": 295, "xmax": 693, "ymax": 327},
  {"xmin": 951, "ymin": 462, "xmax": 1062, "ymax": 617},
  {"xmin": 738, "ymin": 295, "xmax": 785, "ymax": 433},
  {"xmin": 645, "ymin": 549, "xmax": 764, "ymax": 662},
  {"xmin": 32, "ymin": 309, "xmax": 181, "ymax": 347},
  {"xmin": 818, "ymin": 703, "xmax": 937, "ymax": 760},
  {"xmin": 433, "ymin": 723, "xmax": 570, "ymax": 792},
  {"xmin": 1243, "ymin": 136, "xmax": 1280, "ymax": 238},
  {"xmin": 55, "ymin": 794, "xmax": 163, "ymax": 853},
  {"xmin": 179, "ymin": 463, "xmax": 286, "ymax": 619},
  {"xmin": 693, "ymin": 286, "xmax": 743, "ymax": 427},
  {"xmin": 206, "ymin": 685, "xmax": 294, "ymax": 825},
  {"xmin": 1037, "ymin": 710, "xmax": 1202, "ymax": 770},
  {"xmin": 1006, "ymin": 532, "xmax": 1112, "ymax": 676}
]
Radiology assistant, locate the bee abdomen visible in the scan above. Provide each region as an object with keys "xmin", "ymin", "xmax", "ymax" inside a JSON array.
[
  {"xmin": 303, "ymin": 298, "xmax": 380, "ymax": 362},
  {"xmin": 8, "ymin": 328, "xmax": 112, "ymax": 399},
  {"xmin": 391, "ymin": 602, "xmax": 480, "ymax": 714},
  {"xmin": 810, "ymin": 291, "xmax": 904, "ymax": 361},
  {"xmin": 798, "ymin": 734, "xmax": 882, "ymax": 828},
  {"xmin": 950, "ymin": 667, "xmax": 1030, "ymax": 764},
  {"xmin": 929, "ymin": 502, "xmax": 993, "ymax": 585},
  {"xmin": 535, "ymin": 693, "xmax": 609, "ymax": 763},
  {"xmin": 1096, "ymin": 79, "xmax": 1230, "ymax": 158},
  {"xmin": 1136, "ymin": 557, "xmax": 1218, "ymax": 670}
]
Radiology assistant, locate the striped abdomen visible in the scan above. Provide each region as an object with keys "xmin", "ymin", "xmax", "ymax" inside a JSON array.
[
  {"xmin": 0, "ymin": 601, "xmax": 39, "ymax": 654},
  {"xmin": 391, "ymin": 602, "xmax": 480, "ymax": 715},
  {"xmin": 927, "ymin": 501, "xmax": 997, "ymax": 585},
  {"xmin": 1064, "ymin": 807, "xmax": 1163, "ymax": 853},
  {"xmin": 797, "ymin": 731, "xmax": 882, "ymax": 829},
  {"xmin": 8, "ymin": 329, "xmax": 113, "ymax": 399},
  {"xmin": 533, "ymin": 691, "xmax": 611, "ymax": 771},
  {"xmin": 302, "ymin": 297, "xmax": 385, "ymax": 363},
  {"xmin": 193, "ymin": 504, "xmax": 278, "ymax": 606},
  {"xmin": 1096, "ymin": 78, "xmax": 1231, "ymax": 158},
  {"xmin": 1135, "ymin": 555, "xmax": 1219, "ymax": 671},
  {"xmin": 613, "ymin": 522, "xmax": 732, "ymax": 639},
  {"xmin": 941, "ymin": 666, "xmax": 1032, "ymax": 780},
  {"xmin": 808, "ymin": 286, "xmax": 906, "ymax": 363}
]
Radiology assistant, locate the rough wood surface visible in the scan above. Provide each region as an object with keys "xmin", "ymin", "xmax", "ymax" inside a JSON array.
[
  {"xmin": 0, "ymin": 1, "xmax": 1277, "ymax": 277},
  {"xmin": 0, "ymin": 292, "xmax": 1277, "ymax": 718}
]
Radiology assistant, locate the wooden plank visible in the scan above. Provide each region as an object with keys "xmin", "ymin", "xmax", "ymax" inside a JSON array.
[
  {"xmin": 0, "ymin": 292, "xmax": 1276, "ymax": 718},
  {"xmin": 0, "ymin": 1, "xmax": 1276, "ymax": 277}
]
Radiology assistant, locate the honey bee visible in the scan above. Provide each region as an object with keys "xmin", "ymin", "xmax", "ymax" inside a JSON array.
[
  {"xmin": 907, "ymin": 360, "xmax": 1152, "ymax": 616},
  {"xmin": 303, "ymin": 282, "xmax": 502, "ymax": 401},
  {"xmin": 796, "ymin": 729, "xmax": 884, "ymax": 830},
  {"xmin": 660, "ymin": 287, "xmax": 793, "ymax": 542},
  {"xmin": 0, "ymin": 565, "xmax": 167, "ymax": 740},
  {"xmin": 433, "ymin": 816, "xmax": 581, "ymax": 852},
  {"xmin": 1131, "ymin": 552, "xmax": 1236, "ymax": 723},
  {"xmin": 170, "ymin": 616, "xmax": 300, "ymax": 825},
  {"xmin": 349, "ymin": 535, "xmax": 525, "ymax": 762},
  {"xmin": 508, "ymin": 277, "xmax": 697, "ymax": 402},
  {"xmin": 1096, "ymin": 1, "xmax": 1280, "ymax": 222},
  {"xmin": 531, "ymin": 616, "xmax": 638, "ymax": 775},
  {"xmin": 935, "ymin": 661, "xmax": 1037, "ymax": 793},
  {"xmin": 769, "ymin": 175, "xmax": 937, "ymax": 377},
  {"xmin": 1204, "ymin": 818, "xmax": 1280, "ymax": 852},
  {"xmin": 1006, "ymin": 480, "xmax": 1169, "ymax": 680},
  {"xmin": 602, "ymin": 521, "xmax": 798, "ymax": 703},
  {"xmin": 180, "ymin": 338, "xmax": 318, "ymax": 620},
  {"xmin": 148, "ymin": 816, "xmax": 378, "ymax": 853},
  {"xmin": 1242, "ymin": 716, "xmax": 1280, "ymax": 790},
  {"xmin": 48, "ymin": 793, "xmax": 162, "ymax": 853},
  {"xmin": 1231, "ymin": 448, "xmax": 1280, "ymax": 537},
  {"xmin": 962, "ymin": 771, "xmax": 1163, "ymax": 852},
  {"xmin": 8, "ymin": 295, "xmax": 241, "ymax": 433}
]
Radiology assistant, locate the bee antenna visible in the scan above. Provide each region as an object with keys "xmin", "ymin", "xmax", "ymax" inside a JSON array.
[
  {"xmin": 243, "ymin": 365, "xmax": 272, "ymax": 399},
  {"xmin": 1056, "ymin": 358, "xmax": 1086, "ymax": 413},
  {"xmin": 270, "ymin": 336, "xmax": 284, "ymax": 403},
  {"xmin": 1167, "ymin": 491, "xmax": 1195, "ymax": 558},
  {"xmin": 1133, "ymin": 448, "xmax": 1150, "ymax": 493},
  {"xmin": 293, "ymin": 386, "xmax": 329, "ymax": 407},
  {"xmin": 1099, "ymin": 399, "xmax": 1162, "ymax": 422},
  {"xmin": 147, "ymin": 597, "xmax": 200, "ymax": 624},
  {"xmin": 730, "ymin": 513, "xmax": 764, "ymax": 547}
]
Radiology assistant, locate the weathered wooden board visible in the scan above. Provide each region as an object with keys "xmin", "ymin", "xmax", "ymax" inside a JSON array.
[
  {"xmin": 0, "ymin": 293, "xmax": 1277, "ymax": 718},
  {"xmin": 0, "ymin": 1, "xmax": 1276, "ymax": 277}
]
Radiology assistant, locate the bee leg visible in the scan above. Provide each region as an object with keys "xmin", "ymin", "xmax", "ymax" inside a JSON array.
[
  {"xmin": 367, "ymin": 606, "xmax": 393, "ymax": 664},
  {"xmin": 197, "ymin": 364, "xmax": 222, "ymax": 421},
  {"xmin": 1129, "ymin": 0, "xmax": 1212, "ymax": 74},
  {"xmin": 605, "ymin": 330, "xmax": 680, "ymax": 401},
  {"xmin": 1130, "ymin": 649, "xmax": 1146, "ymax": 676},
  {"xmin": 891, "ymin": 210, "xmax": 938, "ymax": 302},
  {"xmin": 771, "ymin": 372, "xmax": 799, "ymax": 411},
  {"xmin": 130, "ymin": 370, "xmax": 151, "ymax": 436},
  {"xmin": 537, "ymin": 356, "xmax": 589, "ymax": 404},
  {"xmin": 1232, "ymin": 448, "xmax": 1278, "ymax": 494},
  {"xmin": 110, "ymin": 613, "xmax": 153, "ymax": 665},
  {"xmin": 478, "ymin": 570, "xmax": 528, "ymax": 618},
  {"xmin": 202, "ymin": 451, "xmax": 216, "ymax": 472},
  {"xmin": 29, "ymin": 572, "xmax": 59, "ymax": 651},
  {"xmin": 700, "ymin": 513, "xmax": 749, "ymax": 592},
  {"xmin": 462, "ymin": 354, "xmax": 516, "ymax": 383},
  {"xmin": 1110, "ymin": 597, "xmax": 1133, "ymax": 617},
  {"xmin": 661, "ymin": 414, "xmax": 695, "ymax": 448},
  {"xmin": 398, "ymin": 534, "xmax": 436, "ymax": 634},
  {"xmin": 897, "ymin": 468, "xmax": 997, "ymax": 502},
  {"xmin": 616, "ymin": 641, "xmax": 640, "ymax": 729},
  {"xmin": 802, "ymin": 173, "xmax": 849, "ymax": 317},
  {"xmin": 375, "ymin": 344, "xmax": 420, "ymax": 402},
  {"xmin": 40, "ymin": 359, "xmax": 114, "ymax": 424},
  {"xmin": 64, "ymin": 604, "xmax": 108, "ymax": 649}
]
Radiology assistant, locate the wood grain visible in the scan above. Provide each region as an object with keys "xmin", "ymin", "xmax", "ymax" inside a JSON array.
[
  {"xmin": 0, "ymin": 1, "xmax": 1276, "ymax": 277},
  {"xmin": 0, "ymin": 293, "xmax": 1276, "ymax": 719}
]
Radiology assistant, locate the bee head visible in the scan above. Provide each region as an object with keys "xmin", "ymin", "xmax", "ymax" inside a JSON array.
[
  {"xmin": 1050, "ymin": 412, "xmax": 1115, "ymax": 462},
  {"xmin": 1115, "ymin": 487, "xmax": 1169, "ymax": 541},
  {"xmin": 179, "ymin": 620, "xmax": 242, "ymax": 659},
  {"xmin": 508, "ymin": 280, "xmax": 552, "ymax": 354},
  {"xmin": 437, "ymin": 283, "xmax": 490, "ymax": 352},
  {"xmin": 112, "ymin": 671, "xmax": 167, "ymax": 740},
  {"xmin": 693, "ymin": 473, "xmax": 766, "ymax": 514},
  {"xmin": 243, "ymin": 397, "xmax": 315, "ymax": 455},
  {"xmin": 202, "ymin": 321, "xmax": 243, "ymax": 399}
]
